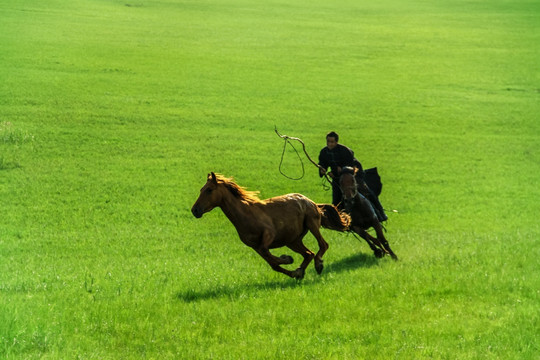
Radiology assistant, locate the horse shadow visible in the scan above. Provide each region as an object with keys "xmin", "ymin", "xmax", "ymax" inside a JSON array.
[
  {"xmin": 324, "ymin": 252, "xmax": 379, "ymax": 273},
  {"xmin": 176, "ymin": 252, "xmax": 380, "ymax": 303}
]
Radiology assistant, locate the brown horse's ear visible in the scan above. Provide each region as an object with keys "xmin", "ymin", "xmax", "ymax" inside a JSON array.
[{"xmin": 210, "ymin": 172, "xmax": 218, "ymax": 184}]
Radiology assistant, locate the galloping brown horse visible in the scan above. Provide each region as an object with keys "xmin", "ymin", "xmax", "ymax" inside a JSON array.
[
  {"xmin": 339, "ymin": 168, "xmax": 398, "ymax": 260},
  {"xmin": 191, "ymin": 172, "xmax": 350, "ymax": 279}
]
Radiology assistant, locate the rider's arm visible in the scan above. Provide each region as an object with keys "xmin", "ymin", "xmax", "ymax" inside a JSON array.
[{"xmin": 318, "ymin": 149, "xmax": 329, "ymax": 177}]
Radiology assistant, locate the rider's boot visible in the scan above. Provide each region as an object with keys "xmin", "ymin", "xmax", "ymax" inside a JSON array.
[{"xmin": 367, "ymin": 191, "xmax": 387, "ymax": 222}]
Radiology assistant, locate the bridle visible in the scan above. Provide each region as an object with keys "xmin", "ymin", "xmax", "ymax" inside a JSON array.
[{"xmin": 340, "ymin": 172, "xmax": 359, "ymax": 210}]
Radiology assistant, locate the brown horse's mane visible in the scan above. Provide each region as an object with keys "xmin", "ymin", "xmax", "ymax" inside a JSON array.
[{"xmin": 214, "ymin": 174, "xmax": 262, "ymax": 204}]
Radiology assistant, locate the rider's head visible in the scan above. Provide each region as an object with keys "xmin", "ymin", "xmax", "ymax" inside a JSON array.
[{"xmin": 326, "ymin": 131, "xmax": 339, "ymax": 150}]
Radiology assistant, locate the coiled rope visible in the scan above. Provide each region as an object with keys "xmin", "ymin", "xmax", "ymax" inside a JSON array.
[{"xmin": 274, "ymin": 127, "xmax": 332, "ymax": 189}]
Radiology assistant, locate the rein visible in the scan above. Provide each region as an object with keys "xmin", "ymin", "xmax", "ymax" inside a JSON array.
[
  {"xmin": 342, "ymin": 186, "xmax": 359, "ymax": 201},
  {"xmin": 340, "ymin": 172, "xmax": 359, "ymax": 202},
  {"xmin": 340, "ymin": 174, "xmax": 359, "ymax": 213}
]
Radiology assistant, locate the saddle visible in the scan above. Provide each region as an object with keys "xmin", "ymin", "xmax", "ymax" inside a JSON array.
[
  {"xmin": 341, "ymin": 166, "xmax": 386, "ymax": 221},
  {"xmin": 341, "ymin": 166, "xmax": 382, "ymax": 196}
]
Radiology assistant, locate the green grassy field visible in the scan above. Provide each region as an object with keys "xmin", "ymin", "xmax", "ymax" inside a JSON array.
[{"xmin": 1, "ymin": 0, "xmax": 539, "ymax": 358}]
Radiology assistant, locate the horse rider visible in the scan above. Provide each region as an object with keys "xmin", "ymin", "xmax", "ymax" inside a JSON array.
[{"xmin": 318, "ymin": 131, "xmax": 388, "ymax": 222}]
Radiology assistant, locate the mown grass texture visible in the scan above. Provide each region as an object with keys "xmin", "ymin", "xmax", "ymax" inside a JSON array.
[{"xmin": 0, "ymin": 0, "xmax": 539, "ymax": 358}]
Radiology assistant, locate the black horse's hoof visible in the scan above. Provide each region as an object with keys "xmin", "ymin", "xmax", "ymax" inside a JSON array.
[
  {"xmin": 374, "ymin": 249, "xmax": 384, "ymax": 258},
  {"xmin": 280, "ymin": 255, "xmax": 294, "ymax": 264},
  {"xmin": 291, "ymin": 268, "xmax": 305, "ymax": 279},
  {"xmin": 315, "ymin": 260, "xmax": 324, "ymax": 275}
]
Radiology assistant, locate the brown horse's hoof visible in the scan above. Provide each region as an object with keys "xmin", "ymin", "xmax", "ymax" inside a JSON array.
[
  {"xmin": 279, "ymin": 255, "xmax": 294, "ymax": 264},
  {"xmin": 390, "ymin": 253, "xmax": 398, "ymax": 261}
]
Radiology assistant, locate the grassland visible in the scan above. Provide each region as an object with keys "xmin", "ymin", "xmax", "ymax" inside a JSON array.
[{"xmin": 1, "ymin": 0, "xmax": 539, "ymax": 359}]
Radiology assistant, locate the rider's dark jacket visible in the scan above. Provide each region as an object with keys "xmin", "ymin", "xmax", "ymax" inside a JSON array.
[{"xmin": 318, "ymin": 144, "xmax": 362, "ymax": 177}]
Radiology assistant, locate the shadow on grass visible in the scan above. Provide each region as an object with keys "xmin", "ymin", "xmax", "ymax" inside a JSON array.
[
  {"xmin": 176, "ymin": 252, "xmax": 380, "ymax": 303},
  {"xmin": 176, "ymin": 280, "xmax": 304, "ymax": 303},
  {"xmin": 324, "ymin": 252, "xmax": 380, "ymax": 273}
]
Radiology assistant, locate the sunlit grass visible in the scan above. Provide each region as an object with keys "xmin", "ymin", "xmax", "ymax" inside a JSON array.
[
  {"xmin": 0, "ymin": 0, "xmax": 539, "ymax": 358},
  {"xmin": 0, "ymin": 121, "xmax": 35, "ymax": 169}
]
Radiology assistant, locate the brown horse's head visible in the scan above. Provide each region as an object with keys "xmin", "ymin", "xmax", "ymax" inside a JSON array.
[
  {"xmin": 192, "ymin": 172, "xmax": 262, "ymax": 218},
  {"xmin": 191, "ymin": 172, "xmax": 223, "ymax": 218}
]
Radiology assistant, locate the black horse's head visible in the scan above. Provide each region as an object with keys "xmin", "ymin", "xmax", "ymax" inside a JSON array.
[{"xmin": 339, "ymin": 169, "xmax": 358, "ymax": 211}]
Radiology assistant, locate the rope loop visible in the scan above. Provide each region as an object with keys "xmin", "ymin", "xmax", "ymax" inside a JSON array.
[
  {"xmin": 278, "ymin": 137, "xmax": 305, "ymax": 180},
  {"xmin": 274, "ymin": 126, "xmax": 332, "ymax": 190}
]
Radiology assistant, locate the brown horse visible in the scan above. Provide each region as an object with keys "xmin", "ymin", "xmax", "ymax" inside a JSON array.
[
  {"xmin": 339, "ymin": 168, "xmax": 398, "ymax": 260},
  {"xmin": 191, "ymin": 172, "xmax": 350, "ymax": 279}
]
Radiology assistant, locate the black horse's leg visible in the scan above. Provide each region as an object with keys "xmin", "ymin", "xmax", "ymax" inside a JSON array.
[
  {"xmin": 373, "ymin": 222, "xmax": 398, "ymax": 260},
  {"xmin": 352, "ymin": 225, "xmax": 385, "ymax": 258}
]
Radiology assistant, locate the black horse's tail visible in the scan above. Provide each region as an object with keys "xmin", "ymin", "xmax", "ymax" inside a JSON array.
[{"xmin": 317, "ymin": 204, "xmax": 351, "ymax": 232}]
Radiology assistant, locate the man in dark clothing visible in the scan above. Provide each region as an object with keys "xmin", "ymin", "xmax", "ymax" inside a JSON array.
[
  {"xmin": 318, "ymin": 131, "xmax": 362, "ymax": 206},
  {"xmin": 318, "ymin": 131, "xmax": 387, "ymax": 221}
]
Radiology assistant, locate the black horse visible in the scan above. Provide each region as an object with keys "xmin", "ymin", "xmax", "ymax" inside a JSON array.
[{"xmin": 339, "ymin": 167, "xmax": 398, "ymax": 260}]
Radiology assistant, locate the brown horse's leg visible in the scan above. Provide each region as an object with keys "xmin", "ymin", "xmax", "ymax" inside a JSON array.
[
  {"xmin": 254, "ymin": 229, "xmax": 298, "ymax": 278},
  {"xmin": 373, "ymin": 222, "xmax": 398, "ymax": 260},
  {"xmin": 254, "ymin": 247, "xmax": 298, "ymax": 278},
  {"xmin": 286, "ymin": 240, "xmax": 315, "ymax": 279},
  {"xmin": 305, "ymin": 220, "xmax": 329, "ymax": 275},
  {"xmin": 353, "ymin": 225, "xmax": 386, "ymax": 258}
]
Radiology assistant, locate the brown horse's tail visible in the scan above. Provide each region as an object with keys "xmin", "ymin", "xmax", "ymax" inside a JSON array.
[{"xmin": 317, "ymin": 204, "xmax": 351, "ymax": 232}]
